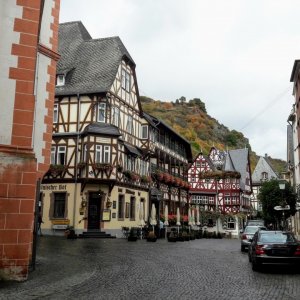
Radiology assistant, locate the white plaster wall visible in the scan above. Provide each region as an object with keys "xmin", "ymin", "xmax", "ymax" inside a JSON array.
[
  {"xmin": 33, "ymin": 53, "xmax": 51, "ymax": 164},
  {"xmin": 0, "ymin": 2, "xmax": 22, "ymax": 145},
  {"xmin": 39, "ymin": 0, "xmax": 54, "ymax": 48},
  {"xmin": 293, "ymin": 121, "xmax": 300, "ymax": 186}
]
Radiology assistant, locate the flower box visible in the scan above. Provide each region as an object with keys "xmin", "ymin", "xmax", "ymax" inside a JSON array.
[{"xmin": 92, "ymin": 163, "xmax": 113, "ymax": 171}]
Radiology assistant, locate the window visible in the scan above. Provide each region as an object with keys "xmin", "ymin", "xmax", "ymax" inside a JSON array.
[
  {"xmin": 224, "ymin": 194, "xmax": 231, "ymax": 205},
  {"xmin": 56, "ymin": 74, "xmax": 65, "ymax": 86},
  {"xmin": 140, "ymin": 160, "xmax": 147, "ymax": 176},
  {"xmin": 125, "ymin": 203, "xmax": 130, "ymax": 218},
  {"xmin": 261, "ymin": 172, "xmax": 268, "ymax": 181},
  {"xmin": 53, "ymin": 104, "xmax": 58, "ymax": 123},
  {"xmin": 118, "ymin": 195, "xmax": 125, "ymax": 219},
  {"xmin": 112, "ymin": 106, "xmax": 120, "ymax": 127},
  {"xmin": 141, "ymin": 125, "xmax": 148, "ymax": 139},
  {"xmin": 95, "ymin": 145, "xmax": 102, "ymax": 163},
  {"xmin": 127, "ymin": 116, "xmax": 133, "ymax": 134},
  {"xmin": 227, "ymin": 217, "xmax": 235, "ymax": 229},
  {"xmin": 121, "ymin": 69, "xmax": 130, "ymax": 92},
  {"xmin": 125, "ymin": 155, "xmax": 135, "ymax": 171},
  {"xmin": 53, "ymin": 193, "xmax": 66, "ymax": 218},
  {"xmin": 209, "ymin": 196, "xmax": 215, "ymax": 204},
  {"xmin": 57, "ymin": 146, "xmax": 66, "ymax": 165},
  {"xmin": 130, "ymin": 197, "xmax": 135, "ymax": 220},
  {"xmin": 95, "ymin": 145, "xmax": 111, "ymax": 163},
  {"xmin": 196, "ymin": 162, "xmax": 200, "ymax": 167},
  {"xmin": 97, "ymin": 103, "xmax": 106, "ymax": 122},
  {"xmin": 50, "ymin": 146, "xmax": 56, "ymax": 164},
  {"xmin": 103, "ymin": 146, "xmax": 110, "ymax": 163}
]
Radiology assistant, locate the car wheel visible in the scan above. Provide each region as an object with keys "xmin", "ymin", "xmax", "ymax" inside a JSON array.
[{"xmin": 241, "ymin": 245, "xmax": 245, "ymax": 252}]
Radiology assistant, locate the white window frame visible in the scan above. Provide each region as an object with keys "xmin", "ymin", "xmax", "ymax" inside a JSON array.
[
  {"xmin": 56, "ymin": 74, "xmax": 65, "ymax": 86},
  {"xmin": 227, "ymin": 217, "xmax": 235, "ymax": 229},
  {"xmin": 112, "ymin": 106, "xmax": 120, "ymax": 127},
  {"xmin": 224, "ymin": 194, "xmax": 231, "ymax": 205},
  {"xmin": 103, "ymin": 146, "xmax": 110, "ymax": 163},
  {"xmin": 95, "ymin": 145, "xmax": 111, "ymax": 163},
  {"xmin": 127, "ymin": 116, "xmax": 133, "ymax": 134},
  {"xmin": 121, "ymin": 69, "xmax": 130, "ymax": 92},
  {"xmin": 126, "ymin": 155, "xmax": 135, "ymax": 171},
  {"xmin": 141, "ymin": 125, "xmax": 148, "ymax": 139},
  {"xmin": 95, "ymin": 145, "xmax": 102, "ymax": 163},
  {"xmin": 53, "ymin": 104, "xmax": 58, "ymax": 123},
  {"xmin": 97, "ymin": 103, "xmax": 106, "ymax": 123},
  {"xmin": 57, "ymin": 146, "xmax": 66, "ymax": 165},
  {"xmin": 50, "ymin": 146, "xmax": 56, "ymax": 164}
]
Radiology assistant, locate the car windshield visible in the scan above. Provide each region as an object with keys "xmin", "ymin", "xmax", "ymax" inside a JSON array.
[
  {"xmin": 259, "ymin": 232, "xmax": 296, "ymax": 243},
  {"xmin": 244, "ymin": 226, "xmax": 264, "ymax": 233}
]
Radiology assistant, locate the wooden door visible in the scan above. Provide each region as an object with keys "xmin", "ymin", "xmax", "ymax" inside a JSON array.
[{"xmin": 88, "ymin": 192, "xmax": 101, "ymax": 230}]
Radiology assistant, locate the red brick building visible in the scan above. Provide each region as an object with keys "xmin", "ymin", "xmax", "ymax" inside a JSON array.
[{"xmin": 0, "ymin": 0, "xmax": 60, "ymax": 281}]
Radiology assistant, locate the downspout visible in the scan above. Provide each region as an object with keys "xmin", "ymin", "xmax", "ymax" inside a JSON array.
[{"xmin": 73, "ymin": 93, "xmax": 81, "ymax": 228}]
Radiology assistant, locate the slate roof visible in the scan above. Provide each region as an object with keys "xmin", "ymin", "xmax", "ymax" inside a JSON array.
[
  {"xmin": 82, "ymin": 122, "xmax": 121, "ymax": 137},
  {"xmin": 124, "ymin": 142, "xmax": 142, "ymax": 157},
  {"xmin": 56, "ymin": 21, "xmax": 135, "ymax": 96},
  {"xmin": 252, "ymin": 155, "xmax": 278, "ymax": 184},
  {"xmin": 226, "ymin": 148, "xmax": 250, "ymax": 191}
]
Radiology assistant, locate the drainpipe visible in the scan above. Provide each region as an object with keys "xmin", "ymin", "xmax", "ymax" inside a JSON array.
[{"xmin": 73, "ymin": 93, "xmax": 81, "ymax": 228}]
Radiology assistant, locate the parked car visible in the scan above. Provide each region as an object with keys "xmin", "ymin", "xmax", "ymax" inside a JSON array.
[
  {"xmin": 248, "ymin": 231, "xmax": 300, "ymax": 271},
  {"xmin": 240, "ymin": 225, "xmax": 267, "ymax": 252},
  {"xmin": 246, "ymin": 219, "xmax": 265, "ymax": 226}
]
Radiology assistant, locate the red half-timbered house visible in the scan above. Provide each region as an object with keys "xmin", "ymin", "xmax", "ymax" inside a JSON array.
[{"xmin": 188, "ymin": 147, "xmax": 252, "ymax": 237}]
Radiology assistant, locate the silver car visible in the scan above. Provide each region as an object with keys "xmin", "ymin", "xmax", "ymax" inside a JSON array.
[{"xmin": 241, "ymin": 225, "xmax": 267, "ymax": 252}]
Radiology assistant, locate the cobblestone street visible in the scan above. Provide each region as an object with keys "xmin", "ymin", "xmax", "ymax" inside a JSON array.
[{"xmin": 1, "ymin": 236, "xmax": 300, "ymax": 300}]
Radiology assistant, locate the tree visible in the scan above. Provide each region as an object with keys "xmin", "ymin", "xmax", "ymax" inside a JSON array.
[
  {"xmin": 177, "ymin": 96, "xmax": 186, "ymax": 105},
  {"xmin": 258, "ymin": 179, "xmax": 296, "ymax": 227}
]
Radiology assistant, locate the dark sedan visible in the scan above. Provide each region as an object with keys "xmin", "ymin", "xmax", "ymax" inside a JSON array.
[{"xmin": 248, "ymin": 231, "xmax": 300, "ymax": 271}]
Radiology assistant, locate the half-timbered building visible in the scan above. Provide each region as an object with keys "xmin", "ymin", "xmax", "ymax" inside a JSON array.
[
  {"xmin": 188, "ymin": 147, "xmax": 252, "ymax": 237},
  {"xmin": 250, "ymin": 154, "xmax": 279, "ymax": 216},
  {"xmin": 41, "ymin": 21, "xmax": 192, "ymax": 237}
]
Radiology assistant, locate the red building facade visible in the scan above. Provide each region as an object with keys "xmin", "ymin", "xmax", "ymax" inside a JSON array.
[{"xmin": 0, "ymin": 0, "xmax": 60, "ymax": 281}]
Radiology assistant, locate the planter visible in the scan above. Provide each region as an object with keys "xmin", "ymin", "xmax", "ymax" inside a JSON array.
[
  {"xmin": 146, "ymin": 231, "xmax": 157, "ymax": 242},
  {"xmin": 127, "ymin": 227, "xmax": 138, "ymax": 241}
]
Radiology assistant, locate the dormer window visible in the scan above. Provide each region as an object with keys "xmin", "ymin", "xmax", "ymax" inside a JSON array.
[
  {"xmin": 261, "ymin": 172, "xmax": 268, "ymax": 181},
  {"xmin": 56, "ymin": 74, "xmax": 65, "ymax": 86}
]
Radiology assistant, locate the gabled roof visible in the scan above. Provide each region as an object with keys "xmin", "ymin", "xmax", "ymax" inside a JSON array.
[
  {"xmin": 252, "ymin": 155, "xmax": 279, "ymax": 184},
  {"xmin": 56, "ymin": 21, "xmax": 135, "ymax": 96},
  {"xmin": 227, "ymin": 148, "xmax": 250, "ymax": 191}
]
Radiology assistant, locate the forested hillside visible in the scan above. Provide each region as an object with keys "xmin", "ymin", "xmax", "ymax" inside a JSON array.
[{"xmin": 140, "ymin": 96, "xmax": 287, "ymax": 173}]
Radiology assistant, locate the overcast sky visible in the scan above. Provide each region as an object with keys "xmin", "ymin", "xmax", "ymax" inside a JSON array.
[{"xmin": 59, "ymin": 0, "xmax": 300, "ymax": 160}]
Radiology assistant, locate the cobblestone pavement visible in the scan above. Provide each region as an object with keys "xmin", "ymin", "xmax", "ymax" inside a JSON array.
[{"xmin": 1, "ymin": 236, "xmax": 300, "ymax": 300}]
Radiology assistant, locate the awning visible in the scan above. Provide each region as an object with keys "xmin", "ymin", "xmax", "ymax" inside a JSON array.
[{"xmin": 124, "ymin": 143, "xmax": 142, "ymax": 157}]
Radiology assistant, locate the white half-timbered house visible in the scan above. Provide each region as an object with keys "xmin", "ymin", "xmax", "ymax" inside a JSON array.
[
  {"xmin": 41, "ymin": 21, "xmax": 192, "ymax": 237},
  {"xmin": 250, "ymin": 154, "xmax": 279, "ymax": 216},
  {"xmin": 188, "ymin": 147, "xmax": 252, "ymax": 237}
]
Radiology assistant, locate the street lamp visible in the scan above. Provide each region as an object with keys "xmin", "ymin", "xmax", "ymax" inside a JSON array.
[{"xmin": 275, "ymin": 181, "xmax": 290, "ymax": 230}]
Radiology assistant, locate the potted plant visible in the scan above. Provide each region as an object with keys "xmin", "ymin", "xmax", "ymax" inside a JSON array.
[
  {"xmin": 167, "ymin": 230, "xmax": 177, "ymax": 242},
  {"xmin": 146, "ymin": 230, "xmax": 157, "ymax": 242},
  {"xmin": 127, "ymin": 227, "xmax": 138, "ymax": 241},
  {"xmin": 48, "ymin": 164, "xmax": 66, "ymax": 176}
]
